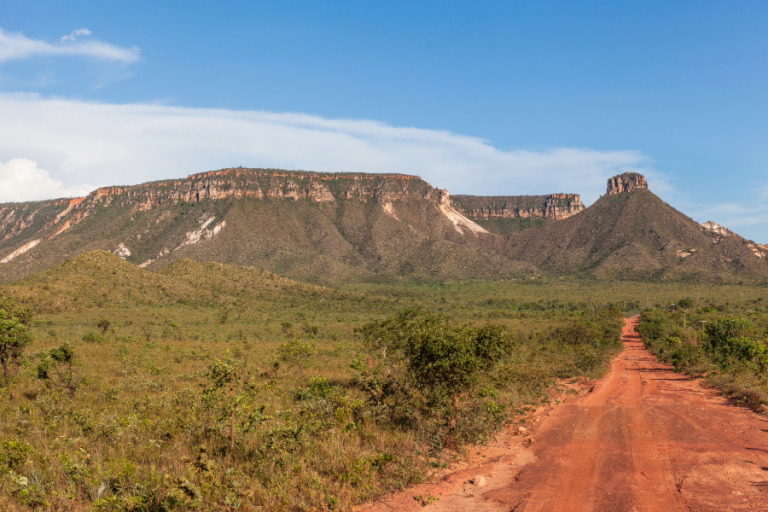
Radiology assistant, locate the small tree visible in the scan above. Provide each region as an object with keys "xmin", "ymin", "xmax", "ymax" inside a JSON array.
[
  {"xmin": 203, "ymin": 351, "xmax": 269, "ymax": 450},
  {"xmin": 36, "ymin": 342, "xmax": 79, "ymax": 398},
  {"xmin": 705, "ymin": 318, "xmax": 754, "ymax": 352},
  {"xmin": 96, "ymin": 319, "xmax": 111, "ymax": 336},
  {"xmin": 0, "ymin": 298, "xmax": 33, "ymax": 383},
  {"xmin": 276, "ymin": 337, "xmax": 315, "ymax": 375},
  {"xmin": 203, "ymin": 355, "xmax": 237, "ymax": 450},
  {"xmin": 358, "ymin": 309, "xmax": 513, "ymax": 448}
]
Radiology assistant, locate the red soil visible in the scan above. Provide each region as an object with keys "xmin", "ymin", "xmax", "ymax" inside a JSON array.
[{"xmin": 359, "ymin": 316, "xmax": 768, "ymax": 512}]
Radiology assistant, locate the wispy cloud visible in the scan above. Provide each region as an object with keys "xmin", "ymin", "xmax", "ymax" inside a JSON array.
[
  {"xmin": 0, "ymin": 28, "xmax": 139, "ymax": 63},
  {"xmin": 6, "ymin": 93, "xmax": 763, "ymax": 240},
  {"xmin": 676, "ymin": 193, "xmax": 768, "ymax": 243},
  {"xmin": 0, "ymin": 93, "xmax": 657, "ymax": 208},
  {"xmin": 61, "ymin": 28, "xmax": 92, "ymax": 42},
  {"xmin": 759, "ymin": 183, "xmax": 768, "ymax": 201}
]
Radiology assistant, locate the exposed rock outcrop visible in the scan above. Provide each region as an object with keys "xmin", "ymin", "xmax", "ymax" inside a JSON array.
[
  {"xmin": 0, "ymin": 239, "xmax": 40, "ymax": 263},
  {"xmin": 451, "ymin": 194, "xmax": 584, "ymax": 221},
  {"xmin": 113, "ymin": 243, "xmax": 132, "ymax": 259},
  {"xmin": 606, "ymin": 173, "xmax": 648, "ymax": 195},
  {"xmin": 701, "ymin": 221, "xmax": 767, "ymax": 259},
  {"xmin": 701, "ymin": 221, "xmax": 734, "ymax": 238},
  {"xmin": 437, "ymin": 190, "xmax": 489, "ymax": 235}
]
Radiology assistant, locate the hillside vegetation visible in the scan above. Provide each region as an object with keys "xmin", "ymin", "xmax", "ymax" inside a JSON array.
[
  {"xmin": 0, "ymin": 170, "xmax": 533, "ymax": 285},
  {"xmin": 4, "ymin": 251, "xmax": 340, "ymax": 313},
  {"xmin": 6, "ymin": 252, "xmax": 762, "ymax": 509},
  {"xmin": 505, "ymin": 189, "xmax": 768, "ymax": 283},
  {"xmin": 638, "ymin": 300, "xmax": 768, "ymax": 411},
  {"xmin": 1, "ymin": 169, "xmax": 766, "ymax": 286}
]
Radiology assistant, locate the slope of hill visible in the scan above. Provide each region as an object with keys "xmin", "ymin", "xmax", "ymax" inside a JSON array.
[
  {"xmin": 1, "ymin": 168, "xmax": 765, "ymax": 284},
  {"xmin": 0, "ymin": 168, "xmax": 537, "ymax": 284},
  {"xmin": 3, "ymin": 250, "xmax": 342, "ymax": 312},
  {"xmin": 505, "ymin": 173, "xmax": 768, "ymax": 282}
]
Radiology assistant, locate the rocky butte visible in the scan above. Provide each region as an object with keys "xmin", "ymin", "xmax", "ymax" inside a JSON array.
[{"xmin": 606, "ymin": 172, "xmax": 648, "ymax": 195}]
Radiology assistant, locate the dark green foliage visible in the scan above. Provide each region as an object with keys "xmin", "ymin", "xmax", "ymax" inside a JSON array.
[
  {"xmin": 678, "ymin": 298, "xmax": 695, "ymax": 309},
  {"xmin": 406, "ymin": 323, "xmax": 476, "ymax": 394},
  {"xmin": 705, "ymin": 318, "xmax": 755, "ymax": 351},
  {"xmin": 203, "ymin": 352, "xmax": 268, "ymax": 449},
  {"xmin": 97, "ymin": 319, "xmax": 111, "ymax": 335},
  {"xmin": 554, "ymin": 322, "xmax": 601, "ymax": 346},
  {"xmin": 356, "ymin": 308, "xmax": 618, "ymax": 450},
  {"xmin": 0, "ymin": 297, "xmax": 33, "ymax": 381},
  {"xmin": 639, "ymin": 309, "xmax": 768, "ymax": 411},
  {"xmin": 82, "ymin": 331, "xmax": 104, "ymax": 343},
  {"xmin": 36, "ymin": 341, "xmax": 79, "ymax": 398}
]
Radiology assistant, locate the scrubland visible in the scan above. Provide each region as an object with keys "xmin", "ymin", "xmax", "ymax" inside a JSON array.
[
  {"xmin": 0, "ymin": 252, "xmax": 765, "ymax": 510},
  {"xmin": 639, "ymin": 298, "xmax": 768, "ymax": 411}
]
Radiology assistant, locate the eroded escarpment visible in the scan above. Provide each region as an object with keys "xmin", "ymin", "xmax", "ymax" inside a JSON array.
[
  {"xmin": 606, "ymin": 172, "xmax": 648, "ymax": 195},
  {"xmin": 0, "ymin": 170, "xmax": 437, "ymax": 250},
  {"xmin": 451, "ymin": 193, "xmax": 584, "ymax": 221},
  {"xmin": 0, "ymin": 168, "xmax": 499, "ymax": 280}
]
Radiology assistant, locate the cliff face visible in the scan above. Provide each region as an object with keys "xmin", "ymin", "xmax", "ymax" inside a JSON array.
[
  {"xmin": 606, "ymin": 172, "xmax": 648, "ymax": 195},
  {"xmin": 0, "ymin": 168, "xmax": 529, "ymax": 284},
  {"xmin": 451, "ymin": 193, "xmax": 584, "ymax": 221},
  {"xmin": 2, "ymin": 169, "xmax": 764, "ymax": 284},
  {"xmin": 0, "ymin": 170, "xmax": 440, "ymax": 254}
]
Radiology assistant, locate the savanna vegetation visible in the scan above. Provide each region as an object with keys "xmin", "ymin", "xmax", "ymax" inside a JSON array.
[
  {"xmin": 638, "ymin": 296, "xmax": 768, "ymax": 412},
  {"xmin": 0, "ymin": 250, "xmax": 764, "ymax": 510}
]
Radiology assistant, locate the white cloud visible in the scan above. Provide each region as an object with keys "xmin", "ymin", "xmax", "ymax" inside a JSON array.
[
  {"xmin": 0, "ymin": 28, "xmax": 139, "ymax": 63},
  {"xmin": 704, "ymin": 203, "xmax": 768, "ymax": 228},
  {"xmin": 673, "ymin": 194, "xmax": 768, "ymax": 243},
  {"xmin": 0, "ymin": 158, "xmax": 91, "ymax": 202},
  {"xmin": 61, "ymin": 28, "xmax": 92, "ymax": 42},
  {"xmin": 0, "ymin": 93, "xmax": 657, "ymax": 207}
]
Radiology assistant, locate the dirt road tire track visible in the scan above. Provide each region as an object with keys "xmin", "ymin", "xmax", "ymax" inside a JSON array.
[{"xmin": 359, "ymin": 316, "xmax": 768, "ymax": 512}]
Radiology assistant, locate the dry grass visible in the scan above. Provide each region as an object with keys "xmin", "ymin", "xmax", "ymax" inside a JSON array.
[{"xmin": 0, "ymin": 253, "xmax": 764, "ymax": 510}]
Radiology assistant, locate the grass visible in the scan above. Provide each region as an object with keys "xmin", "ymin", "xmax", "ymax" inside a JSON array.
[
  {"xmin": 0, "ymin": 251, "xmax": 764, "ymax": 510},
  {"xmin": 638, "ymin": 300, "xmax": 768, "ymax": 412}
]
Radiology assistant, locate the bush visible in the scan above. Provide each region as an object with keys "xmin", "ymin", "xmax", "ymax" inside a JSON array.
[
  {"xmin": 357, "ymin": 311, "xmax": 514, "ymax": 448},
  {"xmin": 705, "ymin": 318, "xmax": 755, "ymax": 352},
  {"xmin": 36, "ymin": 342, "xmax": 79, "ymax": 398},
  {"xmin": 554, "ymin": 322, "xmax": 601, "ymax": 345},
  {"xmin": 0, "ymin": 298, "xmax": 33, "ymax": 382},
  {"xmin": 82, "ymin": 331, "xmax": 104, "ymax": 343},
  {"xmin": 97, "ymin": 319, "xmax": 111, "ymax": 335},
  {"xmin": 275, "ymin": 337, "xmax": 315, "ymax": 375}
]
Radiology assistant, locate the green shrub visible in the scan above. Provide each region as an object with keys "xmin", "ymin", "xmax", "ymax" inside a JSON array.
[
  {"xmin": 275, "ymin": 337, "xmax": 315, "ymax": 375},
  {"xmin": 0, "ymin": 298, "xmax": 33, "ymax": 382},
  {"xmin": 82, "ymin": 331, "xmax": 104, "ymax": 343},
  {"xmin": 36, "ymin": 342, "xmax": 79, "ymax": 398},
  {"xmin": 705, "ymin": 318, "xmax": 755, "ymax": 352}
]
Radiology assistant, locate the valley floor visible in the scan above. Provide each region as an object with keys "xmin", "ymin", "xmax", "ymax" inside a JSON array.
[{"xmin": 360, "ymin": 317, "xmax": 768, "ymax": 512}]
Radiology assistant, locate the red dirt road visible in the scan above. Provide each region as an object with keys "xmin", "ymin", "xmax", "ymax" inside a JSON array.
[{"xmin": 360, "ymin": 317, "xmax": 768, "ymax": 512}]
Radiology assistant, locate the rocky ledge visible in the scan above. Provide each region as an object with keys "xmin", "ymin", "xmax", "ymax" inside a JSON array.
[
  {"xmin": 607, "ymin": 172, "xmax": 648, "ymax": 195},
  {"xmin": 450, "ymin": 194, "xmax": 584, "ymax": 221}
]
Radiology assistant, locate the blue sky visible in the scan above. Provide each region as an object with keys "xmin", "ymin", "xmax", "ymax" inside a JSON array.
[{"xmin": 1, "ymin": 0, "xmax": 767, "ymax": 241}]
